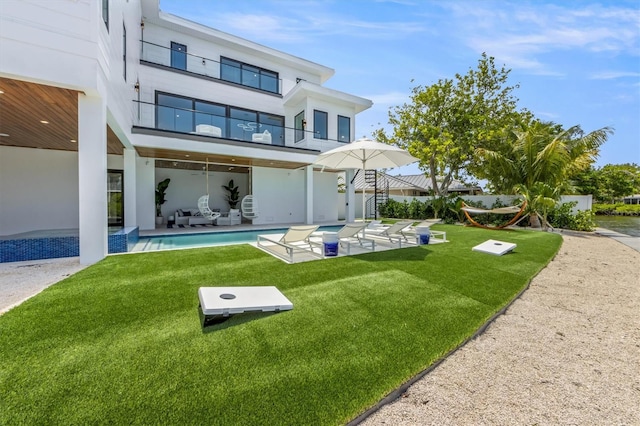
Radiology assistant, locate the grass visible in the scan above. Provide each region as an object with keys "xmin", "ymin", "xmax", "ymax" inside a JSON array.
[{"xmin": 0, "ymin": 225, "xmax": 561, "ymax": 425}]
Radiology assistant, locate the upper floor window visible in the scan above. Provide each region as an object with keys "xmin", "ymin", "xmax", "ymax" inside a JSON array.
[
  {"xmin": 294, "ymin": 111, "xmax": 305, "ymax": 142},
  {"xmin": 314, "ymin": 110, "xmax": 328, "ymax": 140},
  {"xmin": 171, "ymin": 42, "xmax": 187, "ymax": 71},
  {"xmin": 102, "ymin": 0, "xmax": 109, "ymax": 31},
  {"xmin": 155, "ymin": 92, "xmax": 284, "ymax": 145},
  {"xmin": 338, "ymin": 115, "xmax": 350, "ymax": 143},
  {"xmin": 220, "ymin": 57, "xmax": 279, "ymax": 94}
]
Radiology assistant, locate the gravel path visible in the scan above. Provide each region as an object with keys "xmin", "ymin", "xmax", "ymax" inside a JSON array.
[{"xmin": 360, "ymin": 233, "xmax": 640, "ymax": 425}]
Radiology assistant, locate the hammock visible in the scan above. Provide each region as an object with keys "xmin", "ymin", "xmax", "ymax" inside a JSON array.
[
  {"xmin": 461, "ymin": 201, "xmax": 527, "ymax": 230},
  {"xmin": 198, "ymin": 158, "xmax": 221, "ymax": 221},
  {"xmin": 241, "ymin": 195, "xmax": 258, "ymax": 220}
]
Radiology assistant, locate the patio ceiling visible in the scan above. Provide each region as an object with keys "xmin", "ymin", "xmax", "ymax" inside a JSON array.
[{"xmin": 0, "ymin": 77, "xmax": 317, "ymax": 171}]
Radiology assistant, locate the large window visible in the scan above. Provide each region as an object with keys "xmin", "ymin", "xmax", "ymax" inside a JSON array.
[
  {"xmin": 170, "ymin": 42, "xmax": 187, "ymax": 71},
  {"xmin": 294, "ymin": 111, "xmax": 305, "ymax": 142},
  {"xmin": 155, "ymin": 92, "xmax": 284, "ymax": 144},
  {"xmin": 220, "ymin": 57, "xmax": 279, "ymax": 94},
  {"xmin": 314, "ymin": 110, "xmax": 328, "ymax": 140},
  {"xmin": 338, "ymin": 115, "xmax": 350, "ymax": 143}
]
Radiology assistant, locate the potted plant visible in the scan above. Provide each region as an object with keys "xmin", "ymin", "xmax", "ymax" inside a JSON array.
[
  {"xmin": 155, "ymin": 178, "xmax": 170, "ymax": 225},
  {"xmin": 222, "ymin": 179, "xmax": 239, "ymax": 210}
]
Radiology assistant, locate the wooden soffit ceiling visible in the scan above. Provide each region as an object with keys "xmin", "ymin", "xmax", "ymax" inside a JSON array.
[{"xmin": 0, "ymin": 77, "xmax": 123, "ymax": 154}]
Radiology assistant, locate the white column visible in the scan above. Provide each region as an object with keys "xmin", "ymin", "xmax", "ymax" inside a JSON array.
[
  {"xmin": 305, "ymin": 165, "xmax": 313, "ymax": 224},
  {"xmin": 345, "ymin": 169, "xmax": 356, "ymax": 222},
  {"xmin": 123, "ymin": 148, "xmax": 137, "ymax": 227},
  {"xmin": 78, "ymin": 93, "xmax": 108, "ymax": 264}
]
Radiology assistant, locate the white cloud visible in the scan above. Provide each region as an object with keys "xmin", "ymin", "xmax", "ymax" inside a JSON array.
[
  {"xmin": 590, "ymin": 71, "xmax": 640, "ymax": 80},
  {"xmin": 440, "ymin": 2, "xmax": 640, "ymax": 74}
]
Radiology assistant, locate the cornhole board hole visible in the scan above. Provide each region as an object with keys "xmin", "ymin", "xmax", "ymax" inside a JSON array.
[
  {"xmin": 198, "ymin": 286, "xmax": 293, "ymax": 326},
  {"xmin": 472, "ymin": 239, "xmax": 517, "ymax": 256}
]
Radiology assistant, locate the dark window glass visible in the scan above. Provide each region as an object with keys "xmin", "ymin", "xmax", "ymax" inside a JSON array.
[
  {"xmin": 261, "ymin": 70, "xmax": 278, "ymax": 93},
  {"xmin": 195, "ymin": 102, "xmax": 226, "ymax": 135},
  {"xmin": 242, "ymin": 64, "xmax": 260, "ymax": 89},
  {"xmin": 259, "ymin": 113, "xmax": 284, "ymax": 146},
  {"xmin": 338, "ymin": 115, "xmax": 350, "ymax": 143},
  {"xmin": 220, "ymin": 58, "xmax": 241, "ymax": 84},
  {"xmin": 102, "ymin": 0, "xmax": 109, "ymax": 31},
  {"xmin": 108, "ymin": 170, "xmax": 123, "ymax": 227},
  {"xmin": 170, "ymin": 42, "xmax": 187, "ymax": 71},
  {"xmin": 229, "ymin": 108, "xmax": 257, "ymax": 141},
  {"xmin": 220, "ymin": 57, "xmax": 279, "ymax": 93},
  {"xmin": 157, "ymin": 94, "xmax": 193, "ymax": 132},
  {"xmin": 314, "ymin": 110, "xmax": 328, "ymax": 140},
  {"xmin": 294, "ymin": 111, "xmax": 305, "ymax": 142}
]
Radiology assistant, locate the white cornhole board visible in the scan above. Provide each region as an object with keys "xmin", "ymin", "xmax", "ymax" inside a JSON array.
[
  {"xmin": 472, "ymin": 239, "xmax": 517, "ymax": 256},
  {"xmin": 198, "ymin": 286, "xmax": 293, "ymax": 326}
]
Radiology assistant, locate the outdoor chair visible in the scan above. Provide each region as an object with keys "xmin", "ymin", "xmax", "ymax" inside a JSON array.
[
  {"xmin": 257, "ymin": 225, "xmax": 320, "ymax": 263},
  {"xmin": 401, "ymin": 219, "xmax": 447, "ymax": 243},
  {"xmin": 310, "ymin": 223, "xmax": 376, "ymax": 255},
  {"xmin": 365, "ymin": 220, "xmax": 414, "ymax": 247}
]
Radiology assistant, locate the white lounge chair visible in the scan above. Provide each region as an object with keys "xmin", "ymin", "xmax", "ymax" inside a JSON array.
[
  {"xmin": 257, "ymin": 225, "xmax": 320, "ymax": 263},
  {"xmin": 401, "ymin": 219, "xmax": 447, "ymax": 243},
  {"xmin": 365, "ymin": 220, "xmax": 414, "ymax": 247},
  {"xmin": 311, "ymin": 223, "xmax": 376, "ymax": 255}
]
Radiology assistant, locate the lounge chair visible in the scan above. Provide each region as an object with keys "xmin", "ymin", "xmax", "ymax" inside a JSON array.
[
  {"xmin": 257, "ymin": 225, "xmax": 320, "ymax": 263},
  {"xmin": 310, "ymin": 223, "xmax": 376, "ymax": 255},
  {"xmin": 365, "ymin": 220, "xmax": 414, "ymax": 247},
  {"xmin": 402, "ymin": 219, "xmax": 447, "ymax": 243}
]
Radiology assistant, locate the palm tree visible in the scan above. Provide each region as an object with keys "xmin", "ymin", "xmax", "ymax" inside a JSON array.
[{"xmin": 476, "ymin": 121, "xmax": 612, "ymax": 228}]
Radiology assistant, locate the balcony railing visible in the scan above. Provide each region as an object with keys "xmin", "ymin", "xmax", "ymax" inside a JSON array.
[
  {"xmin": 140, "ymin": 40, "xmax": 282, "ymax": 95},
  {"xmin": 132, "ymin": 100, "xmax": 348, "ymax": 152}
]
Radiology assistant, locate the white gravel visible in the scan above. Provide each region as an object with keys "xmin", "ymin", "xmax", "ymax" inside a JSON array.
[{"xmin": 360, "ymin": 233, "xmax": 640, "ymax": 425}]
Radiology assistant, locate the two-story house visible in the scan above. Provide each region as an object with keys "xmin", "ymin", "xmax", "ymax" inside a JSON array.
[{"xmin": 0, "ymin": 0, "xmax": 372, "ymax": 264}]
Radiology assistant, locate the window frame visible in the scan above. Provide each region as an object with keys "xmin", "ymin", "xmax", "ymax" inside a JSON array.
[
  {"xmin": 170, "ymin": 42, "xmax": 187, "ymax": 71},
  {"xmin": 294, "ymin": 111, "xmax": 305, "ymax": 142},
  {"xmin": 219, "ymin": 56, "xmax": 280, "ymax": 94},
  {"xmin": 102, "ymin": 0, "xmax": 109, "ymax": 31},
  {"xmin": 337, "ymin": 115, "xmax": 350, "ymax": 143},
  {"xmin": 122, "ymin": 22, "xmax": 126, "ymax": 81},
  {"xmin": 313, "ymin": 110, "xmax": 328, "ymax": 140}
]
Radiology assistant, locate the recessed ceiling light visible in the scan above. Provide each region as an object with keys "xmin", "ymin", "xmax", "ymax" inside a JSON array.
[
  {"xmin": 0, "ymin": 90, "xmax": 4, "ymax": 94},
  {"xmin": 231, "ymin": 159, "xmax": 235, "ymax": 162},
  {"xmin": 185, "ymin": 154, "xmax": 190, "ymax": 157},
  {"xmin": 0, "ymin": 133, "xmax": 9, "ymax": 137},
  {"xmin": 70, "ymin": 139, "xmax": 76, "ymax": 143},
  {"xmin": 40, "ymin": 120, "xmax": 49, "ymax": 124}
]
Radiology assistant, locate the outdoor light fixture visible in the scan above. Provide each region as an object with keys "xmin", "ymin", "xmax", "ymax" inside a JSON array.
[
  {"xmin": 302, "ymin": 119, "xmax": 307, "ymax": 129},
  {"xmin": 140, "ymin": 20, "xmax": 144, "ymax": 29},
  {"xmin": 134, "ymin": 81, "xmax": 140, "ymax": 92}
]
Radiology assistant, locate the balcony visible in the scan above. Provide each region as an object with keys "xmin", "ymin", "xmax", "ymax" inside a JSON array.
[
  {"xmin": 140, "ymin": 40, "xmax": 282, "ymax": 95},
  {"xmin": 132, "ymin": 100, "xmax": 348, "ymax": 152}
]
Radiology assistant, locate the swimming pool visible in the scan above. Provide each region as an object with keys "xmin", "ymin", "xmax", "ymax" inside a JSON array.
[{"xmin": 133, "ymin": 226, "xmax": 343, "ymax": 252}]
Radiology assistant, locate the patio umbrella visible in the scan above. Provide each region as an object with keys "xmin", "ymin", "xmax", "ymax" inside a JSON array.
[{"xmin": 313, "ymin": 137, "xmax": 418, "ymax": 220}]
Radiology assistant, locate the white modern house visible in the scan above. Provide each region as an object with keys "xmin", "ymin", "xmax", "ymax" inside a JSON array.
[{"xmin": 0, "ymin": 0, "xmax": 372, "ymax": 264}]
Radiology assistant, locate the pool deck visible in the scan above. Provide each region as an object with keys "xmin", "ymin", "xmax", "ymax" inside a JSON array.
[{"xmin": 139, "ymin": 221, "xmax": 346, "ymax": 237}]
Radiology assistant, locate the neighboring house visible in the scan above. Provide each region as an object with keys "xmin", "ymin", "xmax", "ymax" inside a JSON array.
[
  {"xmin": 0, "ymin": 0, "xmax": 371, "ymax": 264},
  {"xmin": 352, "ymin": 172, "xmax": 483, "ymax": 196}
]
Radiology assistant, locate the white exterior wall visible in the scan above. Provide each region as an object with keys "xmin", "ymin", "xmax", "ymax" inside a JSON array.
[
  {"xmin": 136, "ymin": 157, "xmax": 156, "ymax": 230},
  {"xmin": 0, "ymin": 146, "xmax": 79, "ymax": 235},
  {"xmin": 252, "ymin": 167, "xmax": 306, "ymax": 225},
  {"xmin": 313, "ymin": 171, "xmax": 339, "ymax": 223}
]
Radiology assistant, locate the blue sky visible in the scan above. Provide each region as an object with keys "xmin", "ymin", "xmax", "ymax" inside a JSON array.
[{"xmin": 160, "ymin": 0, "xmax": 640, "ymax": 176}]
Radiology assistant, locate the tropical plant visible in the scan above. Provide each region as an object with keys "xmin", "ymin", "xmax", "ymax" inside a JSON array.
[
  {"xmin": 476, "ymin": 121, "xmax": 612, "ymax": 227},
  {"xmin": 222, "ymin": 179, "xmax": 240, "ymax": 209},
  {"xmin": 155, "ymin": 178, "xmax": 170, "ymax": 217}
]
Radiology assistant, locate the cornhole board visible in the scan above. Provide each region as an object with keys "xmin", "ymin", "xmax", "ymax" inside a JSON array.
[
  {"xmin": 198, "ymin": 286, "xmax": 293, "ymax": 326},
  {"xmin": 472, "ymin": 239, "xmax": 517, "ymax": 256}
]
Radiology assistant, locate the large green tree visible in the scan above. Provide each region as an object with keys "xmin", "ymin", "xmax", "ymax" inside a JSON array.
[
  {"xmin": 375, "ymin": 53, "xmax": 527, "ymax": 195},
  {"xmin": 573, "ymin": 163, "xmax": 640, "ymax": 202}
]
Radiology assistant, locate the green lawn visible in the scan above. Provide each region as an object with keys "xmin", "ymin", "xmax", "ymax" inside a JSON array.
[{"xmin": 0, "ymin": 225, "xmax": 561, "ymax": 425}]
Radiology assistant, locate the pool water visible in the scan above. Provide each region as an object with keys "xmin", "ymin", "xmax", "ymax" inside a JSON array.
[{"xmin": 134, "ymin": 226, "xmax": 343, "ymax": 252}]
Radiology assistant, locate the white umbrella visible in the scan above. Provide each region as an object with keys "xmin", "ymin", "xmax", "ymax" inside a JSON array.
[{"xmin": 313, "ymin": 137, "xmax": 418, "ymax": 220}]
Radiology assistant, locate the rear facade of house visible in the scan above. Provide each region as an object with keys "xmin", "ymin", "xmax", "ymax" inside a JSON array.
[{"xmin": 0, "ymin": 0, "xmax": 371, "ymax": 264}]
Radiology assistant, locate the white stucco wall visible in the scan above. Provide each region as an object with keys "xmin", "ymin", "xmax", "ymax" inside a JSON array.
[{"xmin": 0, "ymin": 146, "xmax": 79, "ymax": 235}]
